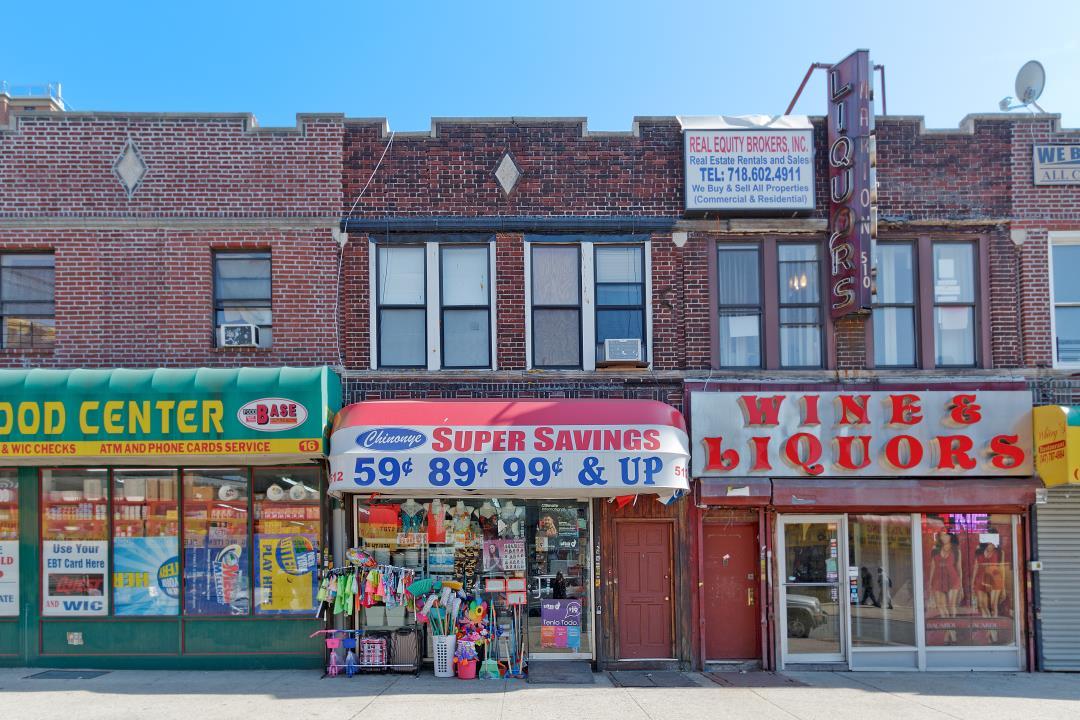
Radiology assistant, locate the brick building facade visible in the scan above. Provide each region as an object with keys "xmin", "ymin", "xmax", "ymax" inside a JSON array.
[{"xmin": 1, "ymin": 88, "xmax": 1076, "ymax": 671}]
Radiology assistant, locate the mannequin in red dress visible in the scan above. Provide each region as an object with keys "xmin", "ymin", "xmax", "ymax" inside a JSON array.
[{"xmin": 927, "ymin": 532, "xmax": 963, "ymax": 643}]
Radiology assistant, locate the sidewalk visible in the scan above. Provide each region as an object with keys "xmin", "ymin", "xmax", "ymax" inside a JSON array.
[{"xmin": 1, "ymin": 668, "xmax": 1078, "ymax": 720}]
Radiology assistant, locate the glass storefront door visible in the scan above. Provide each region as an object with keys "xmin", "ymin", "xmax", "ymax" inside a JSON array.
[
  {"xmin": 526, "ymin": 501, "xmax": 592, "ymax": 659},
  {"xmin": 779, "ymin": 516, "xmax": 845, "ymax": 663}
]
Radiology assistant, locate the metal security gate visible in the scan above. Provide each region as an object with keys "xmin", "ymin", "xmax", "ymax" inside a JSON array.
[{"xmin": 1037, "ymin": 487, "xmax": 1080, "ymax": 671}]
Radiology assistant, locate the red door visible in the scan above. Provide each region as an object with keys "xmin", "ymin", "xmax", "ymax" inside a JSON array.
[
  {"xmin": 703, "ymin": 522, "xmax": 760, "ymax": 660},
  {"xmin": 616, "ymin": 521, "xmax": 673, "ymax": 659}
]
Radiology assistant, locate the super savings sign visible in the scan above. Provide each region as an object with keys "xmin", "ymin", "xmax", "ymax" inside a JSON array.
[
  {"xmin": 690, "ymin": 390, "xmax": 1033, "ymax": 478},
  {"xmin": 328, "ymin": 423, "xmax": 690, "ymax": 497}
]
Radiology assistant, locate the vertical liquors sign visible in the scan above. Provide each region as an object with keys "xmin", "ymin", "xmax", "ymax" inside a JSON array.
[{"xmin": 828, "ymin": 49, "xmax": 877, "ymax": 317}]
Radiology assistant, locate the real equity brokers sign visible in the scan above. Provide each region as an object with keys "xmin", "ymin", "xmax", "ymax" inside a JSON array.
[
  {"xmin": 683, "ymin": 117, "xmax": 814, "ymax": 212},
  {"xmin": 690, "ymin": 390, "xmax": 1033, "ymax": 478},
  {"xmin": 828, "ymin": 50, "xmax": 877, "ymax": 318}
]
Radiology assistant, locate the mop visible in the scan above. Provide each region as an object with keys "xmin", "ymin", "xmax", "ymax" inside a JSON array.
[{"xmin": 479, "ymin": 601, "xmax": 500, "ymax": 679}]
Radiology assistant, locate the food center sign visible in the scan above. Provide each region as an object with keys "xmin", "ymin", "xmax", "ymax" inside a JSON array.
[
  {"xmin": 0, "ymin": 367, "xmax": 339, "ymax": 464},
  {"xmin": 691, "ymin": 390, "xmax": 1033, "ymax": 478},
  {"xmin": 682, "ymin": 116, "xmax": 815, "ymax": 213}
]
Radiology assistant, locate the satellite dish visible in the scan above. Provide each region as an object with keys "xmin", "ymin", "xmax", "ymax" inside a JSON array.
[{"xmin": 1015, "ymin": 60, "xmax": 1046, "ymax": 105}]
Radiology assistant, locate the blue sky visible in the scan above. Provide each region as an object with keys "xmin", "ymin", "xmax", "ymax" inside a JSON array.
[{"xmin": 5, "ymin": 1, "xmax": 1078, "ymax": 130}]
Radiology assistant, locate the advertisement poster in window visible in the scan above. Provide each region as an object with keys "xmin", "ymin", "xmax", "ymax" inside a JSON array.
[
  {"xmin": 483, "ymin": 539, "xmax": 526, "ymax": 572},
  {"xmin": 42, "ymin": 541, "xmax": 108, "ymax": 616},
  {"xmin": 184, "ymin": 543, "xmax": 249, "ymax": 615},
  {"xmin": 0, "ymin": 540, "xmax": 17, "ymax": 616},
  {"xmin": 540, "ymin": 598, "xmax": 582, "ymax": 649},
  {"xmin": 113, "ymin": 537, "xmax": 180, "ymax": 616},
  {"xmin": 255, "ymin": 534, "xmax": 319, "ymax": 614},
  {"xmin": 537, "ymin": 503, "xmax": 580, "ymax": 551}
]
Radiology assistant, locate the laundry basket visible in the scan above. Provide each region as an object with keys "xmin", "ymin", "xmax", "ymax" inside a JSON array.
[{"xmin": 433, "ymin": 635, "xmax": 456, "ymax": 678}]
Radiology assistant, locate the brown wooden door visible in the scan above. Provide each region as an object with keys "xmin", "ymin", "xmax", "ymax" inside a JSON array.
[
  {"xmin": 703, "ymin": 522, "xmax": 760, "ymax": 660},
  {"xmin": 616, "ymin": 521, "xmax": 673, "ymax": 659}
]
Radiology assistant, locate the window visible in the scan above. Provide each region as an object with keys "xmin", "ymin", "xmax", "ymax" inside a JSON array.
[
  {"xmin": 1051, "ymin": 237, "xmax": 1080, "ymax": 366},
  {"xmin": 778, "ymin": 243, "xmax": 822, "ymax": 368},
  {"xmin": 377, "ymin": 245, "xmax": 427, "ymax": 368},
  {"xmin": 213, "ymin": 251, "xmax": 272, "ymax": 348},
  {"xmin": 717, "ymin": 245, "xmax": 762, "ymax": 367},
  {"xmin": 932, "ymin": 243, "xmax": 976, "ymax": 366},
  {"xmin": 183, "ymin": 469, "xmax": 250, "ymax": 616},
  {"xmin": 848, "ymin": 514, "xmax": 916, "ymax": 647},
  {"xmin": 0, "ymin": 470, "xmax": 17, "ymax": 617},
  {"xmin": 531, "ymin": 244, "xmax": 582, "ymax": 368},
  {"xmin": 112, "ymin": 470, "xmax": 179, "ymax": 616},
  {"xmin": 594, "ymin": 245, "xmax": 645, "ymax": 363},
  {"xmin": 373, "ymin": 237, "xmax": 496, "ymax": 370},
  {"xmin": 440, "ymin": 245, "xmax": 491, "ymax": 369},
  {"xmin": 41, "ymin": 469, "xmax": 110, "ymax": 616},
  {"xmin": 253, "ymin": 467, "xmax": 320, "ymax": 615},
  {"xmin": 873, "ymin": 242, "xmax": 917, "ymax": 367},
  {"xmin": 1, "ymin": 253, "xmax": 55, "ymax": 350}
]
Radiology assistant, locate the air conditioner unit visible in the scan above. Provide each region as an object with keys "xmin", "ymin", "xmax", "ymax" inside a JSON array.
[
  {"xmin": 602, "ymin": 338, "xmax": 644, "ymax": 364},
  {"xmin": 219, "ymin": 324, "xmax": 260, "ymax": 347}
]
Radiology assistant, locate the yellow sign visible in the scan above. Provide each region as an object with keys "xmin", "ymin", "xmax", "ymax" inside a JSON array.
[
  {"xmin": 1033, "ymin": 406, "xmax": 1080, "ymax": 487},
  {"xmin": 0, "ymin": 438, "xmax": 323, "ymax": 459}
]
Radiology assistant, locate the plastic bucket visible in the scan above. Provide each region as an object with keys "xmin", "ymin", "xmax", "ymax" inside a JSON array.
[
  {"xmin": 433, "ymin": 635, "xmax": 456, "ymax": 678},
  {"xmin": 456, "ymin": 659, "xmax": 477, "ymax": 679}
]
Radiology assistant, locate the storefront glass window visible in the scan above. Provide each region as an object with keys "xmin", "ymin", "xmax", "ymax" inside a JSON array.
[
  {"xmin": 354, "ymin": 497, "xmax": 592, "ymax": 658},
  {"xmin": 183, "ymin": 469, "xmax": 250, "ymax": 616},
  {"xmin": 0, "ymin": 470, "xmax": 18, "ymax": 616},
  {"xmin": 922, "ymin": 513, "xmax": 1015, "ymax": 646},
  {"xmin": 41, "ymin": 469, "xmax": 109, "ymax": 616},
  {"xmin": 848, "ymin": 515, "xmax": 916, "ymax": 647},
  {"xmin": 253, "ymin": 467, "xmax": 321, "ymax": 615},
  {"xmin": 782, "ymin": 521, "xmax": 842, "ymax": 656},
  {"xmin": 112, "ymin": 469, "xmax": 179, "ymax": 616}
]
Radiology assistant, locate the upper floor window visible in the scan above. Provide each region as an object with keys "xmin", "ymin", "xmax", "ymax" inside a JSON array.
[
  {"xmin": 777, "ymin": 243, "xmax": 822, "ymax": 368},
  {"xmin": 1, "ymin": 253, "xmax": 55, "ymax": 350},
  {"xmin": 213, "ymin": 251, "xmax": 272, "ymax": 348},
  {"xmin": 594, "ymin": 245, "xmax": 645, "ymax": 364},
  {"xmin": 373, "ymin": 237, "xmax": 495, "ymax": 370},
  {"xmin": 527, "ymin": 237, "xmax": 650, "ymax": 370},
  {"xmin": 1051, "ymin": 234, "xmax": 1080, "ymax": 367},
  {"xmin": 717, "ymin": 245, "xmax": 761, "ymax": 367},
  {"xmin": 873, "ymin": 242, "xmax": 917, "ymax": 367},
  {"xmin": 932, "ymin": 242, "xmax": 976, "ymax": 367},
  {"xmin": 869, "ymin": 237, "xmax": 983, "ymax": 369}
]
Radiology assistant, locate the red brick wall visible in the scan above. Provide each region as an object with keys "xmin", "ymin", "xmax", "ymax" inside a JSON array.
[
  {"xmin": 1009, "ymin": 117, "xmax": 1080, "ymax": 367},
  {"xmin": 0, "ymin": 229, "xmax": 341, "ymax": 368},
  {"xmin": 0, "ymin": 113, "xmax": 342, "ymax": 217},
  {"xmin": 495, "ymin": 234, "xmax": 525, "ymax": 369}
]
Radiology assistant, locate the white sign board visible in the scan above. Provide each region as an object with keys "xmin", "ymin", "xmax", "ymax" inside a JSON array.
[
  {"xmin": 1034, "ymin": 145, "xmax": 1080, "ymax": 185},
  {"xmin": 329, "ymin": 424, "xmax": 690, "ymax": 498},
  {"xmin": 0, "ymin": 541, "xmax": 17, "ymax": 616},
  {"xmin": 684, "ymin": 129, "xmax": 815, "ymax": 212},
  {"xmin": 42, "ymin": 540, "xmax": 108, "ymax": 616},
  {"xmin": 691, "ymin": 390, "xmax": 1033, "ymax": 478}
]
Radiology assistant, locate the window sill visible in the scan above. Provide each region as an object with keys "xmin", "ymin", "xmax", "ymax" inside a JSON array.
[
  {"xmin": 0, "ymin": 347, "xmax": 55, "ymax": 357},
  {"xmin": 209, "ymin": 346, "xmax": 275, "ymax": 354}
]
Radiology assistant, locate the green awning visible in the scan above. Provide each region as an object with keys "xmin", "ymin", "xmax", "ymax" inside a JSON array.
[{"xmin": 0, "ymin": 366, "xmax": 341, "ymax": 466}]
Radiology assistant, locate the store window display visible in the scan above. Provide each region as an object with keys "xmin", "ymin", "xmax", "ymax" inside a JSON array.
[
  {"xmin": 183, "ymin": 468, "xmax": 250, "ymax": 616},
  {"xmin": 0, "ymin": 470, "xmax": 17, "ymax": 617},
  {"xmin": 922, "ymin": 513, "xmax": 1015, "ymax": 646},
  {"xmin": 353, "ymin": 497, "xmax": 592, "ymax": 658},
  {"xmin": 41, "ymin": 469, "xmax": 109, "ymax": 616},
  {"xmin": 112, "ymin": 469, "xmax": 179, "ymax": 616},
  {"xmin": 253, "ymin": 467, "xmax": 321, "ymax": 615}
]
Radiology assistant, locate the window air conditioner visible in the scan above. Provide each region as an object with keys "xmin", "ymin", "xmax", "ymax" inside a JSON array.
[
  {"xmin": 602, "ymin": 338, "xmax": 644, "ymax": 364},
  {"xmin": 219, "ymin": 324, "xmax": 260, "ymax": 347}
]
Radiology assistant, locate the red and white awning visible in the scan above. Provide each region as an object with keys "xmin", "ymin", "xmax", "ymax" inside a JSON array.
[{"xmin": 328, "ymin": 399, "xmax": 689, "ymax": 500}]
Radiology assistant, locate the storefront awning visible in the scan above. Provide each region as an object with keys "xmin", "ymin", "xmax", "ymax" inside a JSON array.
[
  {"xmin": 0, "ymin": 366, "xmax": 341, "ymax": 466},
  {"xmin": 771, "ymin": 478, "xmax": 1043, "ymax": 513},
  {"xmin": 328, "ymin": 399, "xmax": 690, "ymax": 500},
  {"xmin": 1033, "ymin": 405, "xmax": 1080, "ymax": 487}
]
